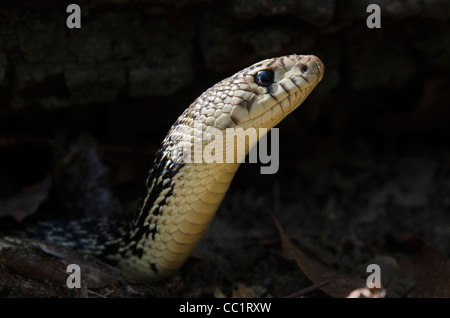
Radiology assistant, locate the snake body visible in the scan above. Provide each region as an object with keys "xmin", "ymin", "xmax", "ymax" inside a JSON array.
[{"xmin": 32, "ymin": 54, "xmax": 324, "ymax": 282}]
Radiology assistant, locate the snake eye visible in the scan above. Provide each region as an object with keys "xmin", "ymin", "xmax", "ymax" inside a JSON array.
[{"xmin": 255, "ymin": 70, "xmax": 274, "ymax": 87}]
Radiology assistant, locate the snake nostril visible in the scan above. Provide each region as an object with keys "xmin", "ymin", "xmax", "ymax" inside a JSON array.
[{"xmin": 300, "ymin": 63, "xmax": 308, "ymax": 73}]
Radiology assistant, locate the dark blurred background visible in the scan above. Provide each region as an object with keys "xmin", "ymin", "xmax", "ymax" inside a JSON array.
[{"xmin": 0, "ymin": 0, "xmax": 449, "ymax": 297}]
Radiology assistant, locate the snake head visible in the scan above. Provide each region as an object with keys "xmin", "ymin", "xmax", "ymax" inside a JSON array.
[
  {"xmin": 170, "ymin": 54, "xmax": 324, "ymax": 164},
  {"xmin": 201, "ymin": 54, "xmax": 325, "ymax": 131}
]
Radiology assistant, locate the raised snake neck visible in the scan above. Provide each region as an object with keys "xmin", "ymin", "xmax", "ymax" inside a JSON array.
[{"xmin": 28, "ymin": 55, "xmax": 324, "ymax": 282}]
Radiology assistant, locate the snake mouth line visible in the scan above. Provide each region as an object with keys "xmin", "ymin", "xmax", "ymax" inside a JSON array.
[{"xmin": 237, "ymin": 85, "xmax": 316, "ymax": 130}]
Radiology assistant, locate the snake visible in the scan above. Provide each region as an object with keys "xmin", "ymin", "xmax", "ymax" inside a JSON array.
[{"xmin": 25, "ymin": 54, "xmax": 324, "ymax": 283}]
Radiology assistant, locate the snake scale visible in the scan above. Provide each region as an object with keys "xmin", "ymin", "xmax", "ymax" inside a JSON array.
[{"xmin": 27, "ymin": 54, "xmax": 324, "ymax": 282}]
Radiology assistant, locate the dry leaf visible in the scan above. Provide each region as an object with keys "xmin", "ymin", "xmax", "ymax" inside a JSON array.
[
  {"xmin": 273, "ymin": 217, "xmax": 367, "ymax": 298},
  {"xmin": 365, "ymin": 254, "xmax": 415, "ymax": 297},
  {"xmin": 389, "ymin": 234, "xmax": 450, "ymax": 297},
  {"xmin": 0, "ymin": 252, "xmax": 67, "ymax": 285},
  {"xmin": 62, "ymin": 258, "xmax": 118, "ymax": 289}
]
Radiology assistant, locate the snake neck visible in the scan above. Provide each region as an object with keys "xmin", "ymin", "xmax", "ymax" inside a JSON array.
[
  {"xmin": 99, "ymin": 133, "xmax": 242, "ymax": 282},
  {"xmin": 26, "ymin": 124, "xmax": 245, "ymax": 283}
]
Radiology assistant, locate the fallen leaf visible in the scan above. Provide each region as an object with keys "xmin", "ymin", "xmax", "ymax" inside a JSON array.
[
  {"xmin": 386, "ymin": 234, "xmax": 450, "ymax": 297},
  {"xmin": 62, "ymin": 258, "xmax": 118, "ymax": 289},
  {"xmin": 364, "ymin": 254, "xmax": 415, "ymax": 297},
  {"xmin": 273, "ymin": 217, "xmax": 368, "ymax": 298},
  {"xmin": 0, "ymin": 252, "xmax": 67, "ymax": 285}
]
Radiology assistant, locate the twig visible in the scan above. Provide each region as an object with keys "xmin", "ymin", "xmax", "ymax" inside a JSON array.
[{"xmin": 284, "ymin": 280, "xmax": 330, "ymax": 298}]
